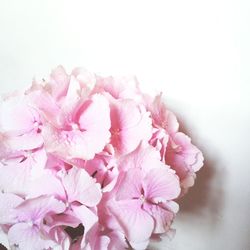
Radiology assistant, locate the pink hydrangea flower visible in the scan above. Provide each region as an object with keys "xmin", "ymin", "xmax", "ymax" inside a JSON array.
[
  {"xmin": 0, "ymin": 94, "xmax": 43, "ymax": 152},
  {"xmin": 165, "ymin": 132, "xmax": 204, "ymax": 190},
  {"xmin": 0, "ymin": 194, "xmax": 66, "ymax": 250},
  {"xmin": 106, "ymin": 144, "xmax": 180, "ymax": 248},
  {"xmin": 0, "ymin": 66, "xmax": 204, "ymax": 250},
  {"xmin": 109, "ymin": 99, "xmax": 152, "ymax": 155},
  {"xmin": 146, "ymin": 94, "xmax": 204, "ymax": 191}
]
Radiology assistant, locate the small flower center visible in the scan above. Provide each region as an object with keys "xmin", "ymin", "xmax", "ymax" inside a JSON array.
[
  {"xmin": 71, "ymin": 123, "xmax": 79, "ymax": 130},
  {"xmin": 139, "ymin": 194, "xmax": 146, "ymax": 203}
]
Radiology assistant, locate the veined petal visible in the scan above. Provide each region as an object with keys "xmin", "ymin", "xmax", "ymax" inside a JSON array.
[
  {"xmin": 108, "ymin": 199, "xmax": 154, "ymax": 244},
  {"xmin": 143, "ymin": 168, "xmax": 180, "ymax": 203},
  {"xmin": 0, "ymin": 193, "xmax": 23, "ymax": 224},
  {"xmin": 62, "ymin": 167, "xmax": 102, "ymax": 207},
  {"xmin": 144, "ymin": 203, "xmax": 175, "ymax": 234},
  {"xmin": 115, "ymin": 168, "xmax": 143, "ymax": 201},
  {"xmin": 8, "ymin": 222, "xmax": 58, "ymax": 250},
  {"xmin": 110, "ymin": 99, "xmax": 152, "ymax": 155},
  {"xmin": 119, "ymin": 143, "xmax": 163, "ymax": 173},
  {"xmin": 14, "ymin": 196, "xmax": 65, "ymax": 223}
]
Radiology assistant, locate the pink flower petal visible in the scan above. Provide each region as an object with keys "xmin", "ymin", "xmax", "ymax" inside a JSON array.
[
  {"xmin": 119, "ymin": 142, "xmax": 163, "ymax": 173},
  {"xmin": 62, "ymin": 166, "xmax": 102, "ymax": 207},
  {"xmin": 0, "ymin": 165, "xmax": 30, "ymax": 196},
  {"xmin": 143, "ymin": 168, "xmax": 181, "ymax": 203},
  {"xmin": 74, "ymin": 94, "xmax": 111, "ymax": 155},
  {"xmin": 109, "ymin": 199, "xmax": 154, "ymax": 244},
  {"xmin": 14, "ymin": 196, "xmax": 65, "ymax": 223},
  {"xmin": 0, "ymin": 95, "xmax": 41, "ymax": 136},
  {"xmin": 94, "ymin": 75, "xmax": 142, "ymax": 101},
  {"xmin": 43, "ymin": 94, "xmax": 111, "ymax": 160},
  {"xmin": 110, "ymin": 99, "xmax": 152, "ymax": 154},
  {"xmin": 0, "ymin": 193, "xmax": 23, "ymax": 224},
  {"xmin": 27, "ymin": 171, "xmax": 65, "ymax": 200},
  {"xmin": 5, "ymin": 131, "xmax": 43, "ymax": 151},
  {"xmin": 71, "ymin": 67, "xmax": 96, "ymax": 94},
  {"xmin": 8, "ymin": 222, "xmax": 58, "ymax": 250},
  {"xmin": 47, "ymin": 65, "xmax": 70, "ymax": 102},
  {"xmin": 115, "ymin": 168, "xmax": 143, "ymax": 201},
  {"xmin": 72, "ymin": 205, "xmax": 98, "ymax": 240},
  {"xmin": 144, "ymin": 203, "xmax": 176, "ymax": 234},
  {"xmin": 165, "ymin": 132, "xmax": 204, "ymax": 189},
  {"xmin": 145, "ymin": 94, "xmax": 179, "ymax": 134}
]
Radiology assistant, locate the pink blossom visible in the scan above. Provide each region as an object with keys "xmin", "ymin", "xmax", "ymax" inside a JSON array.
[
  {"xmin": 84, "ymin": 154, "xmax": 119, "ymax": 192},
  {"xmin": 0, "ymin": 66, "xmax": 204, "ymax": 249},
  {"xmin": 42, "ymin": 94, "xmax": 111, "ymax": 160},
  {"xmin": 0, "ymin": 148, "xmax": 47, "ymax": 196},
  {"xmin": 83, "ymin": 224, "xmax": 128, "ymax": 250},
  {"xmin": 108, "ymin": 167, "xmax": 180, "ymax": 248},
  {"xmin": 0, "ymin": 95, "xmax": 43, "ymax": 151},
  {"xmin": 27, "ymin": 166, "xmax": 102, "ymax": 245},
  {"xmin": 7, "ymin": 195, "xmax": 65, "ymax": 250},
  {"xmin": 165, "ymin": 132, "xmax": 204, "ymax": 190},
  {"xmin": 93, "ymin": 75, "xmax": 142, "ymax": 102},
  {"xmin": 110, "ymin": 99, "xmax": 152, "ymax": 155}
]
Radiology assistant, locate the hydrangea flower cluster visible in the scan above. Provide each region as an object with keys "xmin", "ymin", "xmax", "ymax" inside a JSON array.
[{"xmin": 0, "ymin": 66, "xmax": 204, "ymax": 250}]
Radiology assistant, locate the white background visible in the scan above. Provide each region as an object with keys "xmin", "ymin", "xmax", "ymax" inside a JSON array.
[{"xmin": 0, "ymin": 1, "xmax": 250, "ymax": 250}]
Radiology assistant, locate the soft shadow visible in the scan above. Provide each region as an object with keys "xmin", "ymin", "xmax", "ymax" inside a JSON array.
[
  {"xmin": 178, "ymin": 157, "xmax": 218, "ymax": 212},
  {"xmin": 176, "ymin": 114, "xmax": 226, "ymax": 224},
  {"xmin": 147, "ymin": 108, "xmax": 226, "ymax": 250},
  {"xmin": 0, "ymin": 244, "xmax": 6, "ymax": 250}
]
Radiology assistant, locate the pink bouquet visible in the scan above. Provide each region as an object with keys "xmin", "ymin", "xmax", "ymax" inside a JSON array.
[{"xmin": 0, "ymin": 66, "xmax": 203, "ymax": 250}]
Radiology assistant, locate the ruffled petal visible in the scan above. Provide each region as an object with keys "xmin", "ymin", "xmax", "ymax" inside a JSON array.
[{"xmin": 144, "ymin": 203, "xmax": 176, "ymax": 234}]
